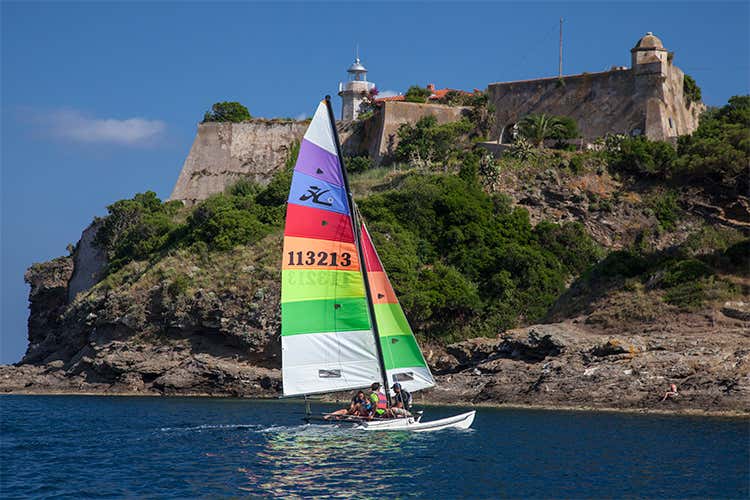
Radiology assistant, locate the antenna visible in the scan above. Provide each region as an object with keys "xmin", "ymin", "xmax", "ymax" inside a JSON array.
[
  {"xmin": 355, "ymin": 43, "xmax": 359, "ymax": 62},
  {"xmin": 559, "ymin": 17, "xmax": 563, "ymax": 77}
]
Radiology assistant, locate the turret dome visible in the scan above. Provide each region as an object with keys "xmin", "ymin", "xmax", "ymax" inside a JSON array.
[{"xmin": 633, "ymin": 32, "xmax": 664, "ymax": 50}]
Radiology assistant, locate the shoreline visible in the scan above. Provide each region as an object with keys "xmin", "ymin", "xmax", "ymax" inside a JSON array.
[{"xmin": 3, "ymin": 389, "xmax": 748, "ymax": 419}]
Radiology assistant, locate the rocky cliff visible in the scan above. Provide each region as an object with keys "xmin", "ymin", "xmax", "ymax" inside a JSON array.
[{"xmin": 4, "ymin": 158, "xmax": 749, "ymax": 415}]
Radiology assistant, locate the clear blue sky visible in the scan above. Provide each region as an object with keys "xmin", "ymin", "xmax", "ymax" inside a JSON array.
[{"xmin": 2, "ymin": 1, "xmax": 748, "ymax": 364}]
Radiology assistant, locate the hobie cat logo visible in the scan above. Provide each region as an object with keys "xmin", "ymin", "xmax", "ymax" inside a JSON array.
[{"xmin": 300, "ymin": 186, "xmax": 333, "ymax": 206}]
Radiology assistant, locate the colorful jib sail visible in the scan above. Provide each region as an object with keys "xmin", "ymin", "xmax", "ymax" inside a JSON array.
[
  {"xmin": 281, "ymin": 98, "xmax": 435, "ymax": 397},
  {"xmin": 360, "ymin": 223, "xmax": 436, "ymax": 393}
]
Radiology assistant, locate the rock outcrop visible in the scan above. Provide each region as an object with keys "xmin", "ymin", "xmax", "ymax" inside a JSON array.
[
  {"xmin": 5, "ymin": 238, "xmax": 749, "ymax": 414},
  {"xmin": 424, "ymin": 320, "xmax": 750, "ymax": 413}
]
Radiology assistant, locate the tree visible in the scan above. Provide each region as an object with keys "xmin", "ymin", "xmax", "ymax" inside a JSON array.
[
  {"xmin": 683, "ymin": 74, "xmax": 702, "ymax": 105},
  {"xmin": 404, "ymin": 85, "xmax": 432, "ymax": 103},
  {"xmin": 549, "ymin": 116, "xmax": 580, "ymax": 141},
  {"xmin": 202, "ymin": 102, "xmax": 251, "ymax": 123},
  {"xmin": 394, "ymin": 116, "xmax": 472, "ymax": 168},
  {"xmin": 675, "ymin": 95, "xmax": 749, "ymax": 191},
  {"xmin": 610, "ymin": 136, "xmax": 677, "ymax": 177},
  {"xmin": 518, "ymin": 114, "xmax": 568, "ymax": 147}
]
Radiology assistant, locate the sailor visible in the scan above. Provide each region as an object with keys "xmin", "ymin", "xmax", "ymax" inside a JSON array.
[
  {"xmin": 390, "ymin": 383, "xmax": 412, "ymax": 418},
  {"xmin": 325, "ymin": 390, "xmax": 369, "ymax": 419},
  {"xmin": 368, "ymin": 382, "xmax": 389, "ymax": 419}
]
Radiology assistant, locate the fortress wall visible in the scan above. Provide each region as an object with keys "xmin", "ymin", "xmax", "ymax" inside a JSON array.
[
  {"xmin": 375, "ymin": 101, "xmax": 468, "ymax": 160},
  {"xmin": 169, "ymin": 103, "xmax": 472, "ymax": 204},
  {"xmin": 169, "ymin": 120, "xmax": 308, "ymax": 204},
  {"xmin": 659, "ymin": 64, "xmax": 703, "ymax": 139},
  {"xmin": 488, "ymin": 70, "xmax": 645, "ymax": 142},
  {"xmin": 488, "ymin": 64, "xmax": 701, "ymax": 143}
]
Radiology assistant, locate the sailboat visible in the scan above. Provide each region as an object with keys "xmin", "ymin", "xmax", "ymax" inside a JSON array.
[{"xmin": 280, "ymin": 96, "xmax": 475, "ymax": 432}]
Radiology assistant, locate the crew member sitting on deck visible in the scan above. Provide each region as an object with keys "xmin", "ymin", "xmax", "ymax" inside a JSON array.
[
  {"xmin": 390, "ymin": 383, "xmax": 412, "ymax": 418},
  {"xmin": 368, "ymin": 382, "xmax": 390, "ymax": 419},
  {"xmin": 325, "ymin": 390, "xmax": 368, "ymax": 419}
]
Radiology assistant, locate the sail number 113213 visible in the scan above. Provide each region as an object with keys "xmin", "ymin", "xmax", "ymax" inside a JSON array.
[{"xmin": 287, "ymin": 251, "xmax": 351, "ymax": 267}]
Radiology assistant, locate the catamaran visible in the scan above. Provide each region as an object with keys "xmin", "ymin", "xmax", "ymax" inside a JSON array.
[{"xmin": 280, "ymin": 96, "xmax": 475, "ymax": 432}]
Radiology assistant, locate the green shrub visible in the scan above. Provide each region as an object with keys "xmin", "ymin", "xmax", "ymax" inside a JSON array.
[
  {"xmin": 345, "ymin": 155, "xmax": 373, "ymax": 174},
  {"xmin": 661, "ymin": 259, "xmax": 714, "ymax": 288},
  {"xmin": 647, "ymin": 190, "xmax": 681, "ymax": 230},
  {"xmin": 202, "ymin": 102, "xmax": 251, "ymax": 123},
  {"xmin": 568, "ymin": 155, "xmax": 584, "ymax": 174},
  {"xmin": 610, "ymin": 136, "xmax": 677, "ymax": 177},
  {"xmin": 534, "ymin": 221, "xmax": 604, "ymax": 275},
  {"xmin": 404, "ymin": 85, "xmax": 432, "ymax": 103},
  {"xmin": 663, "ymin": 276, "xmax": 735, "ymax": 311},
  {"xmin": 597, "ymin": 251, "xmax": 650, "ymax": 278},
  {"xmin": 94, "ymin": 191, "xmax": 183, "ymax": 272},
  {"xmin": 683, "ymin": 74, "xmax": 702, "ymax": 105},
  {"xmin": 394, "ymin": 116, "xmax": 472, "ymax": 167},
  {"xmin": 675, "ymin": 95, "xmax": 749, "ymax": 192},
  {"xmin": 167, "ymin": 274, "xmax": 191, "ymax": 298}
]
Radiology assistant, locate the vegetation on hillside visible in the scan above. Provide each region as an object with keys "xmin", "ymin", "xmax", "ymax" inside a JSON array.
[
  {"xmin": 554, "ymin": 226, "xmax": 748, "ymax": 324},
  {"xmin": 603, "ymin": 95, "xmax": 749, "ymax": 193},
  {"xmin": 91, "ymin": 95, "xmax": 748, "ymax": 344}
]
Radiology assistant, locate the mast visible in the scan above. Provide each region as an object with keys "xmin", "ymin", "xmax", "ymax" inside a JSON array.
[{"xmin": 323, "ymin": 95, "xmax": 392, "ymax": 405}]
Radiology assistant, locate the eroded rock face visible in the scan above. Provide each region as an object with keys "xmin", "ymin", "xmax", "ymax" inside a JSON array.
[
  {"xmin": 23, "ymin": 257, "xmax": 74, "ymax": 363},
  {"xmin": 67, "ymin": 220, "xmax": 107, "ymax": 302}
]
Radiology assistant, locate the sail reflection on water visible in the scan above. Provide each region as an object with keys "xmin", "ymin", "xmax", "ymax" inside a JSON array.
[{"xmin": 237, "ymin": 425, "xmax": 423, "ymax": 497}]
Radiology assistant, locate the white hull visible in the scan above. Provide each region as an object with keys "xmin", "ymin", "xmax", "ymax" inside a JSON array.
[{"xmin": 356, "ymin": 411, "xmax": 475, "ymax": 432}]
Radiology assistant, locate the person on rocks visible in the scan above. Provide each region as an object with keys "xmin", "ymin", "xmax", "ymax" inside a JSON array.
[
  {"xmin": 661, "ymin": 383, "xmax": 679, "ymax": 402},
  {"xmin": 390, "ymin": 383, "xmax": 412, "ymax": 418}
]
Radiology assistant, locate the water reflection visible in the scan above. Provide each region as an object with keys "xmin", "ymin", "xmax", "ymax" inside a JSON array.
[{"xmin": 239, "ymin": 424, "xmax": 426, "ymax": 497}]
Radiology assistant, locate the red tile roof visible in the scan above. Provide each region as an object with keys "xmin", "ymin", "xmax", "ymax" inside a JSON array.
[{"xmin": 374, "ymin": 84, "xmax": 472, "ymax": 103}]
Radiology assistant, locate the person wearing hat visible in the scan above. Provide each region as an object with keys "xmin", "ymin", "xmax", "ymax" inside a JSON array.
[
  {"xmin": 368, "ymin": 382, "xmax": 390, "ymax": 419},
  {"xmin": 390, "ymin": 383, "xmax": 412, "ymax": 418}
]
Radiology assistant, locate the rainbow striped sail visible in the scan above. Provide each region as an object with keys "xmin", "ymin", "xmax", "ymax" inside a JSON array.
[
  {"xmin": 281, "ymin": 98, "xmax": 434, "ymax": 397},
  {"xmin": 281, "ymin": 100, "xmax": 381, "ymax": 397}
]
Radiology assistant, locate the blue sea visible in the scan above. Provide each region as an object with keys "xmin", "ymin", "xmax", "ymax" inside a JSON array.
[{"xmin": 1, "ymin": 396, "xmax": 748, "ymax": 499}]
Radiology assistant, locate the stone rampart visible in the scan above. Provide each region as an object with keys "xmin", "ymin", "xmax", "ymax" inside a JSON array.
[
  {"xmin": 169, "ymin": 102, "xmax": 470, "ymax": 202},
  {"xmin": 488, "ymin": 63, "xmax": 701, "ymax": 143},
  {"xmin": 169, "ymin": 120, "xmax": 309, "ymax": 204},
  {"xmin": 375, "ymin": 101, "xmax": 468, "ymax": 159}
]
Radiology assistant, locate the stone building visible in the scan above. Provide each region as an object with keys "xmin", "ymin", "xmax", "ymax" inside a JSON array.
[
  {"xmin": 488, "ymin": 32, "xmax": 703, "ymax": 143},
  {"xmin": 169, "ymin": 32, "xmax": 705, "ymax": 203}
]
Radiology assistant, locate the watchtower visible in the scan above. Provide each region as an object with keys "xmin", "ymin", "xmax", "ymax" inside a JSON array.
[{"xmin": 631, "ymin": 32, "xmax": 669, "ymax": 75}]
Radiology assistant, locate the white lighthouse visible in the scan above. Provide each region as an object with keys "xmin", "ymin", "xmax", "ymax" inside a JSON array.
[{"xmin": 338, "ymin": 54, "xmax": 375, "ymax": 121}]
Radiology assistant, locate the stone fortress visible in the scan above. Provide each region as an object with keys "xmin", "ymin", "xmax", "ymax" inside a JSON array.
[{"xmin": 169, "ymin": 32, "xmax": 703, "ymax": 204}]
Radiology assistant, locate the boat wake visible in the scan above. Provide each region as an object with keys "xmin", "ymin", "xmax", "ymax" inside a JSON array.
[{"xmin": 158, "ymin": 423, "xmax": 262, "ymax": 432}]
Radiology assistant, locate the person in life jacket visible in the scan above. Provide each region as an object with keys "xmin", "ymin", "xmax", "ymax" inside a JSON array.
[
  {"xmin": 390, "ymin": 382, "xmax": 412, "ymax": 418},
  {"xmin": 368, "ymin": 382, "xmax": 390, "ymax": 419}
]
